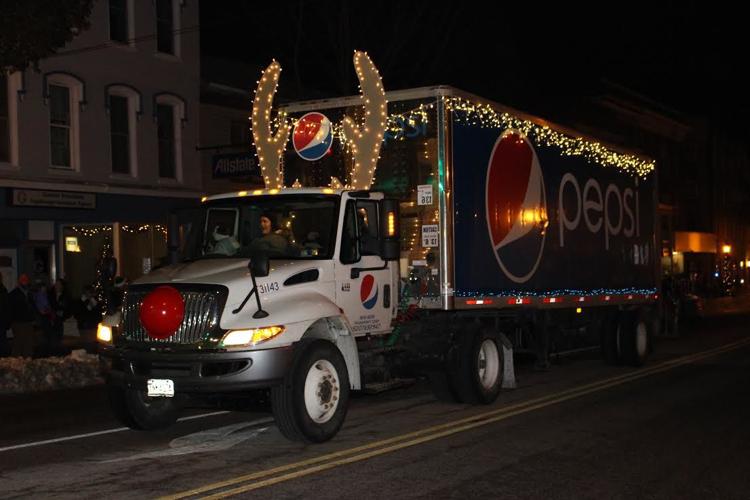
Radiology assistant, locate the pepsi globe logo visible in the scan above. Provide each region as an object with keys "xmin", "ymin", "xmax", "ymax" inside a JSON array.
[
  {"xmin": 485, "ymin": 130, "xmax": 547, "ymax": 284},
  {"xmin": 293, "ymin": 112, "xmax": 333, "ymax": 161},
  {"xmin": 360, "ymin": 274, "xmax": 378, "ymax": 309}
]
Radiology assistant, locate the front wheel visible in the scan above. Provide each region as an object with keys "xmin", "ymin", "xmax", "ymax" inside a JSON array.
[
  {"xmin": 107, "ymin": 386, "xmax": 182, "ymax": 430},
  {"xmin": 271, "ymin": 340, "xmax": 350, "ymax": 443}
]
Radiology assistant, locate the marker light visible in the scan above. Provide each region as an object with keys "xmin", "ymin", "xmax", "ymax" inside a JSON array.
[
  {"xmin": 387, "ymin": 211, "xmax": 396, "ymax": 237},
  {"xmin": 97, "ymin": 323, "xmax": 113, "ymax": 343},
  {"xmin": 222, "ymin": 326, "xmax": 285, "ymax": 347}
]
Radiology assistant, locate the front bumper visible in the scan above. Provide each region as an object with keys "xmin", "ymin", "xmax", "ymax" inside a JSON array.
[{"xmin": 99, "ymin": 344, "xmax": 294, "ymax": 393}]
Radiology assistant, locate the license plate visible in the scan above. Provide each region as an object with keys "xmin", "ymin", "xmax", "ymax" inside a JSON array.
[{"xmin": 147, "ymin": 378, "xmax": 174, "ymax": 398}]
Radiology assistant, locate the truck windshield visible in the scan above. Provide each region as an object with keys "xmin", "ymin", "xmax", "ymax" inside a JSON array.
[{"xmin": 181, "ymin": 195, "xmax": 339, "ymax": 261}]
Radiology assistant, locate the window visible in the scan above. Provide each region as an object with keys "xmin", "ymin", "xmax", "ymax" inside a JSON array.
[
  {"xmin": 184, "ymin": 196, "xmax": 338, "ymax": 261},
  {"xmin": 340, "ymin": 200, "xmax": 380, "ymax": 263},
  {"xmin": 0, "ymin": 75, "xmax": 9, "ymax": 163},
  {"xmin": 155, "ymin": 94, "xmax": 184, "ymax": 181},
  {"xmin": 356, "ymin": 201, "xmax": 380, "ymax": 256},
  {"xmin": 108, "ymin": 85, "xmax": 140, "ymax": 176},
  {"xmin": 230, "ymin": 120, "xmax": 250, "ymax": 146},
  {"xmin": 109, "ymin": 95, "xmax": 130, "ymax": 174},
  {"xmin": 157, "ymin": 103, "xmax": 175, "ymax": 178},
  {"xmin": 109, "ymin": 0, "xmax": 129, "ymax": 43},
  {"xmin": 156, "ymin": 0, "xmax": 175, "ymax": 54},
  {"xmin": 46, "ymin": 73, "xmax": 82, "ymax": 171},
  {"xmin": 49, "ymin": 84, "xmax": 72, "ymax": 168}
]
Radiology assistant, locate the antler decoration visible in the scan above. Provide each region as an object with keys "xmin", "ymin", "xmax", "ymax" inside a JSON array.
[
  {"xmin": 342, "ymin": 51, "xmax": 388, "ymax": 190},
  {"xmin": 252, "ymin": 60, "xmax": 290, "ymax": 189}
]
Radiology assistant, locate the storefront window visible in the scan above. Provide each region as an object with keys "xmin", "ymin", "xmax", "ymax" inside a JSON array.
[
  {"xmin": 61, "ymin": 225, "xmax": 114, "ymax": 300},
  {"xmin": 118, "ymin": 224, "xmax": 167, "ymax": 279},
  {"xmin": 61, "ymin": 223, "xmax": 167, "ymax": 302}
]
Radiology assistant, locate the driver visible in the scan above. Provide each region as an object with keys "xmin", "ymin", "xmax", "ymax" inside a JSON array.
[{"xmin": 250, "ymin": 213, "xmax": 289, "ymax": 255}]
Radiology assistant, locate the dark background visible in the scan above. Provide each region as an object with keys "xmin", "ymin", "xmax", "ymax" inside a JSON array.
[{"xmin": 201, "ymin": 0, "xmax": 746, "ymax": 122}]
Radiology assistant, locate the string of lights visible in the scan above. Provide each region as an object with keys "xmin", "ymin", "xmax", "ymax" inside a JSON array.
[
  {"xmin": 269, "ymin": 95, "xmax": 654, "ymax": 185},
  {"xmin": 69, "ymin": 225, "xmax": 166, "ymax": 237},
  {"xmin": 454, "ymin": 287, "xmax": 658, "ymax": 298}
]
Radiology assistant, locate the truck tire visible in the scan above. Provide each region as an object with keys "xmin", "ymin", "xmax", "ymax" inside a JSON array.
[
  {"xmin": 107, "ymin": 386, "xmax": 182, "ymax": 430},
  {"xmin": 451, "ymin": 327, "xmax": 503, "ymax": 405},
  {"xmin": 271, "ymin": 340, "xmax": 350, "ymax": 443},
  {"xmin": 601, "ymin": 310, "xmax": 623, "ymax": 366},
  {"xmin": 620, "ymin": 309, "xmax": 651, "ymax": 367}
]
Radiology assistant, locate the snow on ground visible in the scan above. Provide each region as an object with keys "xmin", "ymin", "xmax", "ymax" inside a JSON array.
[{"xmin": 0, "ymin": 350, "xmax": 103, "ymax": 394}]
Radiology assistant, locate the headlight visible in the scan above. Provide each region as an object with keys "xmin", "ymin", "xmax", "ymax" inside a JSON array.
[
  {"xmin": 96, "ymin": 323, "xmax": 113, "ymax": 343},
  {"xmin": 221, "ymin": 326, "xmax": 285, "ymax": 347}
]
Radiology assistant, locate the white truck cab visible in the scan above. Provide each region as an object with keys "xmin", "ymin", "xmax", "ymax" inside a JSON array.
[{"xmin": 99, "ymin": 187, "xmax": 407, "ymax": 442}]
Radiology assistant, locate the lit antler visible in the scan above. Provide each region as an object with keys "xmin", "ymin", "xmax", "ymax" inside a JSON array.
[
  {"xmin": 342, "ymin": 51, "xmax": 388, "ymax": 190},
  {"xmin": 252, "ymin": 60, "xmax": 290, "ymax": 189}
]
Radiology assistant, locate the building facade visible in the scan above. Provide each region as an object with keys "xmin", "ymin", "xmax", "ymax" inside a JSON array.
[
  {"xmin": 0, "ymin": 0, "xmax": 201, "ymax": 298},
  {"xmin": 198, "ymin": 58, "xmax": 262, "ymax": 195}
]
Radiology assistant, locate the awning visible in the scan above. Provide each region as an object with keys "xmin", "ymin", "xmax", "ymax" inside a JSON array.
[{"xmin": 674, "ymin": 231, "xmax": 717, "ymax": 253}]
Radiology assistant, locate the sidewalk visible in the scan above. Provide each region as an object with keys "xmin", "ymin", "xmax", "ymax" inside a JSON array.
[{"xmin": 697, "ymin": 290, "xmax": 750, "ymax": 318}]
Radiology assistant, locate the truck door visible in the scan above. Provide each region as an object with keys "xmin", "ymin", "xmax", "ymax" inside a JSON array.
[{"xmin": 334, "ymin": 195, "xmax": 394, "ymax": 336}]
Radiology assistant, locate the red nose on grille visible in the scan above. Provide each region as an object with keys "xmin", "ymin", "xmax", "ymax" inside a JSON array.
[{"xmin": 139, "ymin": 286, "xmax": 185, "ymax": 339}]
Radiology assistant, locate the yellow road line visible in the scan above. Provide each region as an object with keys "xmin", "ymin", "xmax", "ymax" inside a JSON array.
[{"xmin": 163, "ymin": 337, "xmax": 750, "ymax": 499}]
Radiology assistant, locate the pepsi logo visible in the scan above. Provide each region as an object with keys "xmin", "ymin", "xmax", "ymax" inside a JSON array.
[
  {"xmin": 293, "ymin": 112, "xmax": 334, "ymax": 161},
  {"xmin": 485, "ymin": 130, "xmax": 547, "ymax": 283},
  {"xmin": 360, "ymin": 274, "xmax": 378, "ymax": 309}
]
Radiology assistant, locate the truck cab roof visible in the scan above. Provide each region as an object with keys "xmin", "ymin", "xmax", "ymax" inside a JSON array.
[{"xmin": 202, "ymin": 187, "xmax": 345, "ymax": 203}]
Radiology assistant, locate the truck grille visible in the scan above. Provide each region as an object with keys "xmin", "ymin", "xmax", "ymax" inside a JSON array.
[{"xmin": 121, "ymin": 285, "xmax": 228, "ymax": 344}]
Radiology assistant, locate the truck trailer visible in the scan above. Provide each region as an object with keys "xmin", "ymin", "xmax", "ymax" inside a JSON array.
[{"xmin": 98, "ymin": 71, "xmax": 659, "ymax": 442}]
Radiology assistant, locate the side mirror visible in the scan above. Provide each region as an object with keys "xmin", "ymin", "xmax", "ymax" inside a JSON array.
[
  {"xmin": 379, "ymin": 198, "xmax": 400, "ymax": 261},
  {"xmin": 249, "ymin": 251, "xmax": 270, "ymax": 277}
]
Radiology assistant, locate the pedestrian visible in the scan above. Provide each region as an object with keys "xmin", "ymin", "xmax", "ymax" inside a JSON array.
[
  {"xmin": 106, "ymin": 276, "xmax": 126, "ymax": 315},
  {"xmin": 8, "ymin": 274, "xmax": 37, "ymax": 357},
  {"xmin": 49, "ymin": 278, "xmax": 72, "ymax": 355},
  {"xmin": 75, "ymin": 285, "xmax": 102, "ymax": 349},
  {"xmin": 32, "ymin": 278, "xmax": 55, "ymax": 356},
  {"xmin": 0, "ymin": 273, "xmax": 11, "ymax": 357}
]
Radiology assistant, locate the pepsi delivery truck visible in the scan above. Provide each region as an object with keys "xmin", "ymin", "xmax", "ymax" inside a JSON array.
[{"xmin": 98, "ymin": 85, "xmax": 659, "ymax": 443}]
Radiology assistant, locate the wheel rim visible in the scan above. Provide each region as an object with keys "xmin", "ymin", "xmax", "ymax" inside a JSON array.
[
  {"xmin": 303, "ymin": 359, "xmax": 340, "ymax": 424},
  {"xmin": 477, "ymin": 339, "xmax": 501, "ymax": 390},
  {"xmin": 636, "ymin": 321, "xmax": 648, "ymax": 358}
]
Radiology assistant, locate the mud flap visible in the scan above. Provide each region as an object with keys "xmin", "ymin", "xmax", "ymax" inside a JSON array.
[{"xmin": 498, "ymin": 333, "xmax": 517, "ymax": 389}]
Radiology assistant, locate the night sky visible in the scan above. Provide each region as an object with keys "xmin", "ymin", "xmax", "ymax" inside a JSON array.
[{"xmin": 201, "ymin": 1, "xmax": 746, "ymax": 123}]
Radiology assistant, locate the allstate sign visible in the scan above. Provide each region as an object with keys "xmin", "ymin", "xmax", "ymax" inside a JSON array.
[{"xmin": 211, "ymin": 153, "xmax": 261, "ymax": 179}]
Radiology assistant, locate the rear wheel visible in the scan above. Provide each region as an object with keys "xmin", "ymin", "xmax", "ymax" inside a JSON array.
[
  {"xmin": 450, "ymin": 327, "xmax": 503, "ymax": 404},
  {"xmin": 620, "ymin": 309, "xmax": 652, "ymax": 366},
  {"xmin": 601, "ymin": 310, "xmax": 623, "ymax": 366},
  {"xmin": 107, "ymin": 385, "xmax": 182, "ymax": 430},
  {"xmin": 271, "ymin": 340, "xmax": 350, "ymax": 443}
]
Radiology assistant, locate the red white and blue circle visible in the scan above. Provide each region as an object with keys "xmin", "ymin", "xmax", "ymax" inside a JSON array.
[
  {"xmin": 485, "ymin": 130, "xmax": 547, "ymax": 284},
  {"xmin": 293, "ymin": 112, "xmax": 333, "ymax": 161},
  {"xmin": 360, "ymin": 274, "xmax": 378, "ymax": 309}
]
